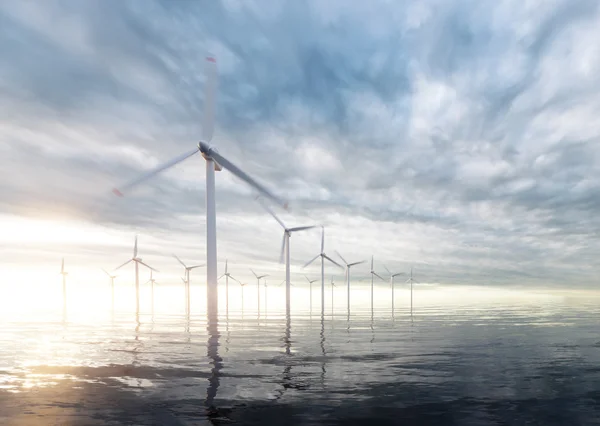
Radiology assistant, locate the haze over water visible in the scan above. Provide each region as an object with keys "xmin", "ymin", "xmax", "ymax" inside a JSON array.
[{"xmin": 1, "ymin": 284, "xmax": 600, "ymax": 425}]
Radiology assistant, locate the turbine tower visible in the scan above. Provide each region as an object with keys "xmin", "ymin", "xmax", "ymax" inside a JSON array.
[
  {"xmin": 250, "ymin": 269, "xmax": 269, "ymax": 316},
  {"xmin": 383, "ymin": 265, "xmax": 405, "ymax": 316},
  {"xmin": 303, "ymin": 227, "xmax": 342, "ymax": 316},
  {"xmin": 60, "ymin": 258, "xmax": 68, "ymax": 314},
  {"xmin": 330, "ymin": 276, "xmax": 337, "ymax": 316},
  {"xmin": 102, "ymin": 268, "xmax": 117, "ymax": 311},
  {"xmin": 405, "ymin": 267, "xmax": 419, "ymax": 317},
  {"xmin": 304, "ymin": 275, "xmax": 318, "ymax": 313},
  {"xmin": 113, "ymin": 56, "xmax": 287, "ymax": 319},
  {"xmin": 218, "ymin": 260, "xmax": 240, "ymax": 317},
  {"xmin": 114, "ymin": 236, "xmax": 158, "ymax": 314},
  {"xmin": 336, "ymin": 251, "xmax": 366, "ymax": 316},
  {"xmin": 257, "ymin": 197, "xmax": 315, "ymax": 317},
  {"xmin": 173, "ymin": 254, "xmax": 204, "ymax": 315},
  {"xmin": 369, "ymin": 256, "xmax": 385, "ymax": 316},
  {"xmin": 146, "ymin": 270, "xmax": 157, "ymax": 313}
]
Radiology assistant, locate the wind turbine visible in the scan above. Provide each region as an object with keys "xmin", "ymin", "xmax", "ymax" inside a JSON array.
[
  {"xmin": 239, "ymin": 282, "xmax": 248, "ymax": 313},
  {"xmin": 383, "ymin": 265, "xmax": 405, "ymax": 316},
  {"xmin": 257, "ymin": 197, "xmax": 315, "ymax": 317},
  {"xmin": 250, "ymin": 269, "xmax": 269, "ymax": 316},
  {"xmin": 102, "ymin": 269, "xmax": 117, "ymax": 311},
  {"xmin": 369, "ymin": 256, "xmax": 385, "ymax": 315},
  {"xmin": 304, "ymin": 275, "xmax": 318, "ymax": 313},
  {"xmin": 59, "ymin": 258, "xmax": 68, "ymax": 314},
  {"xmin": 114, "ymin": 236, "xmax": 158, "ymax": 314},
  {"xmin": 303, "ymin": 227, "xmax": 342, "ymax": 316},
  {"xmin": 406, "ymin": 267, "xmax": 419, "ymax": 317},
  {"xmin": 218, "ymin": 260, "xmax": 240, "ymax": 316},
  {"xmin": 146, "ymin": 271, "xmax": 157, "ymax": 313},
  {"xmin": 173, "ymin": 254, "xmax": 204, "ymax": 315},
  {"xmin": 336, "ymin": 251, "xmax": 366, "ymax": 316},
  {"xmin": 112, "ymin": 56, "xmax": 288, "ymax": 318},
  {"xmin": 330, "ymin": 276, "xmax": 337, "ymax": 316}
]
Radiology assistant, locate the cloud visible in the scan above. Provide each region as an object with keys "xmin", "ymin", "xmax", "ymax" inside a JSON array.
[{"xmin": 2, "ymin": 0, "xmax": 600, "ymax": 287}]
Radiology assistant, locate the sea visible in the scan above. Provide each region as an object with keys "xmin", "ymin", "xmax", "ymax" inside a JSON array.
[{"xmin": 1, "ymin": 284, "xmax": 600, "ymax": 425}]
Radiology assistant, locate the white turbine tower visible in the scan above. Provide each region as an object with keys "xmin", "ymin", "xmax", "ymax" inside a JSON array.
[
  {"xmin": 250, "ymin": 269, "xmax": 269, "ymax": 316},
  {"xmin": 218, "ymin": 260, "xmax": 240, "ymax": 316},
  {"xmin": 114, "ymin": 236, "xmax": 158, "ymax": 314},
  {"xmin": 335, "ymin": 251, "xmax": 366, "ymax": 316},
  {"xmin": 112, "ymin": 56, "xmax": 288, "ymax": 318},
  {"xmin": 383, "ymin": 265, "xmax": 405, "ymax": 316},
  {"xmin": 369, "ymin": 256, "xmax": 385, "ymax": 315},
  {"xmin": 304, "ymin": 275, "xmax": 318, "ymax": 313},
  {"xmin": 257, "ymin": 197, "xmax": 315, "ymax": 316},
  {"xmin": 102, "ymin": 269, "xmax": 117, "ymax": 311},
  {"xmin": 173, "ymin": 254, "xmax": 204, "ymax": 315},
  {"xmin": 406, "ymin": 267, "xmax": 419, "ymax": 317},
  {"xmin": 330, "ymin": 275, "xmax": 337, "ymax": 316},
  {"xmin": 146, "ymin": 270, "xmax": 157, "ymax": 313},
  {"xmin": 303, "ymin": 227, "xmax": 342, "ymax": 316},
  {"xmin": 60, "ymin": 258, "xmax": 68, "ymax": 314}
]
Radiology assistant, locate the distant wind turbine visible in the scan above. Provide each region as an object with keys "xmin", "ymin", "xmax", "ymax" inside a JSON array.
[
  {"xmin": 330, "ymin": 276, "xmax": 337, "ymax": 316},
  {"xmin": 250, "ymin": 269, "xmax": 269, "ymax": 316},
  {"xmin": 146, "ymin": 271, "xmax": 157, "ymax": 313},
  {"xmin": 303, "ymin": 227, "xmax": 342, "ymax": 316},
  {"xmin": 257, "ymin": 197, "xmax": 315, "ymax": 317},
  {"xmin": 406, "ymin": 267, "xmax": 420, "ymax": 317},
  {"xmin": 60, "ymin": 258, "xmax": 68, "ymax": 313},
  {"xmin": 114, "ymin": 236, "xmax": 158, "ymax": 314},
  {"xmin": 102, "ymin": 268, "xmax": 117, "ymax": 311},
  {"xmin": 336, "ymin": 251, "xmax": 366, "ymax": 316},
  {"xmin": 239, "ymin": 282, "xmax": 248, "ymax": 312},
  {"xmin": 383, "ymin": 265, "xmax": 405, "ymax": 316},
  {"xmin": 112, "ymin": 56, "xmax": 288, "ymax": 319},
  {"xmin": 173, "ymin": 254, "xmax": 204, "ymax": 315},
  {"xmin": 304, "ymin": 275, "xmax": 318, "ymax": 312},
  {"xmin": 218, "ymin": 260, "xmax": 240, "ymax": 316},
  {"xmin": 369, "ymin": 256, "xmax": 385, "ymax": 315}
]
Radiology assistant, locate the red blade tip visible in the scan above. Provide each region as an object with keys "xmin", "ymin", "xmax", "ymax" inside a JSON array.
[
  {"xmin": 206, "ymin": 57, "xmax": 216, "ymax": 63},
  {"xmin": 112, "ymin": 188, "xmax": 124, "ymax": 197}
]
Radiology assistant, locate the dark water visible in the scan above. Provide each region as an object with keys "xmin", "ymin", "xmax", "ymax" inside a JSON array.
[{"xmin": 1, "ymin": 289, "xmax": 600, "ymax": 425}]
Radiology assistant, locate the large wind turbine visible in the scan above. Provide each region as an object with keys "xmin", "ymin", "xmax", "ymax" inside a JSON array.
[
  {"xmin": 112, "ymin": 56, "xmax": 287, "ymax": 318},
  {"xmin": 173, "ymin": 254, "xmax": 204, "ymax": 315},
  {"xmin": 303, "ymin": 227, "xmax": 342, "ymax": 316},
  {"xmin": 304, "ymin": 275, "xmax": 318, "ymax": 313},
  {"xmin": 114, "ymin": 236, "xmax": 158, "ymax": 314},
  {"xmin": 406, "ymin": 267, "xmax": 419, "ymax": 317},
  {"xmin": 60, "ymin": 258, "xmax": 68, "ymax": 313},
  {"xmin": 146, "ymin": 271, "xmax": 157, "ymax": 313},
  {"xmin": 102, "ymin": 269, "xmax": 117, "ymax": 311},
  {"xmin": 330, "ymin": 276, "xmax": 337, "ymax": 316},
  {"xmin": 336, "ymin": 251, "xmax": 366, "ymax": 316},
  {"xmin": 218, "ymin": 260, "xmax": 240, "ymax": 316},
  {"xmin": 257, "ymin": 197, "xmax": 315, "ymax": 317},
  {"xmin": 383, "ymin": 265, "xmax": 405, "ymax": 316},
  {"xmin": 250, "ymin": 269, "xmax": 269, "ymax": 315},
  {"xmin": 369, "ymin": 256, "xmax": 385, "ymax": 315}
]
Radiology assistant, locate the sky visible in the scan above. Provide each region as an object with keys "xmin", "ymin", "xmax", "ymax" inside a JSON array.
[{"xmin": 2, "ymin": 0, "xmax": 600, "ymax": 290}]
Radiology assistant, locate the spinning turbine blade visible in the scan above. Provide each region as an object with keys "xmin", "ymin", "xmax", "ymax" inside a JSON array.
[
  {"xmin": 349, "ymin": 260, "xmax": 366, "ymax": 267},
  {"xmin": 102, "ymin": 268, "xmax": 110, "ymax": 277},
  {"xmin": 138, "ymin": 260, "xmax": 159, "ymax": 272},
  {"xmin": 323, "ymin": 254, "xmax": 343, "ymax": 268},
  {"xmin": 114, "ymin": 259, "xmax": 133, "ymax": 271},
  {"xmin": 303, "ymin": 254, "xmax": 320, "ymax": 268},
  {"xmin": 279, "ymin": 233, "xmax": 286, "ymax": 264},
  {"xmin": 206, "ymin": 148, "xmax": 288, "ymax": 209},
  {"xmin": 383, "ymin": 265, "xmax": 391, "ymax": 276},
  {"xmin": 188, "ymin": 264, "xmax": 205, "ymax": 270},
  {"xmin": 320, "ymin": 227, "xmax": 325, "ymax": 253},
  {"xmin": 202, "ymin": 56, "xmax": 217, "ymax": 143},
  {"xmin": 289, "ymin": 225, "xmax": 316, "ymax": 232},
  {"xmin": 373, "ymin": 272, "xmax": 385, "ymax": 281},
  {"xmin": 173, "ymin": 254, "xmax": 188, "ymax": 269},
  {"xmin": 113, "ymin": 149, "xmax": 200, "ymax": 196},
  {"xmin": 335, "ymin": 250, "xmax": 348, "ymax": 266},
  {"xmin": 257, "ymin": 196, "xmax": 286, "ymax": 229},
  {"xmin": 133, "ymin": 236, "xmax": 138, "ymax": 258},
  {"xmin": 250, "ymin": 269, "xmax": 258, "ymax": 279}
]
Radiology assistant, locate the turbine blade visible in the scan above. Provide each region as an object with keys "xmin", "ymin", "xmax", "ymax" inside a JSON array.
[
  {"xmin": 258, "ymin": 275, "xmax": 269, "ymax": 279},
  {"xmin": 279, "ymin": 233, "xmax": 286, "ymax": 264},
  {"xmin": 218, "ymin": 274, "xmax": 225, "ymax": 280},
  {"xmin": 349, "ymin": 260, "xmax": 367, "ymax": 267},
  {"xmin": 134, "ymin": 235, "xmax": 138, "ymax": 258},
  {"xmin": 250, "ymin": 269, "xmax": 258, "ymax": 279},
  {"xmin": 173, "ymin": 254, "xmax": 187, "ymax": 269},
  {"xmin": 371, "ymin": 255, "xmax": 373, "ymax": 270},
  {"xmin": 323, "ymin": 254, "xmax": 343, "ymax": 269},
  {"xmin": 383, "ymin": 265, "xmax": 391, "ymax": 276},
  {"xmin": 206, "ymin": 148, "xmax": 288, "ymax": 209},
  {"xmin": 303, "ymin": 254, "xmax": 320, "ymax": 269},
  {"xmin": 304, "ymin": 275, "xmax": 311, "ymax": 283},
  {"xmin": 113, "ymin": 149, "xmax": 199, "ymax": 196},
  {"xmin": 256, "ymin": 196, "xmax": 287, "ymax": 229},
  {"xmin": 393, "ymin": 272, "xmax": 405, "ymax": 277},
  {"xmin": 61, "ymin": 258, "xmax": 65, "ymax": 273},
  {"xmin": 188, "ymin": 264, "xmax": 205, "ymax": 270},
  {"xmin": 202, "ymin": 56, "xmax": 217, "ymax": 143},
  {"xmin": 289, "ymin": 225, "xmax": 316, "ymax": 232},
  {"xmin": 335, "ymin": 250, "xmax": 348, "ymax": 266},
  {"xmin": 138, "ymin": 260, "xmax": 158, "ymax": 272},
  {"xmin": 320, "ymin": 226, "xmax": 325, "ymax": 253},
  {"xmin": 101, "ymin": 268, "xmax": 110, "ymax": 277},
  {"xmin": 114, "ymin": 259, "xmax": 133, "ymax": 271},
  {"xmin": 373, "ymin": 272, "xmax": 385, "ymax": 281},
  {"xmin": 229, "ymin": 275, "xmax": 241, "ymax": 284}
]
